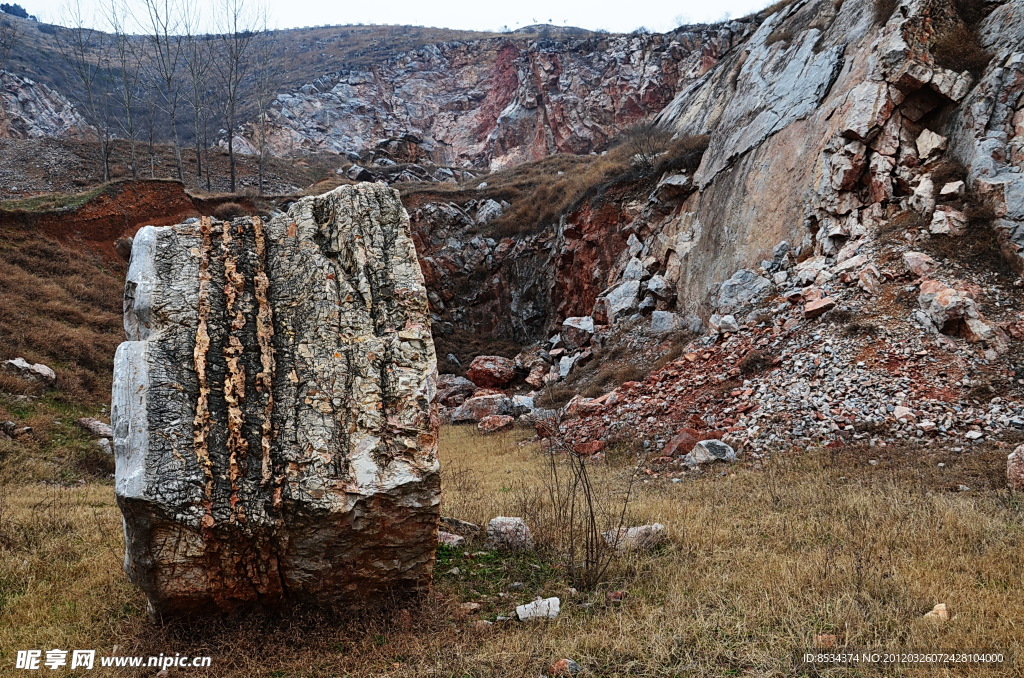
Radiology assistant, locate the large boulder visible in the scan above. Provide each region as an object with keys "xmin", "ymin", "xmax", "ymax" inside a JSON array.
[
  {"xmin": 466, "ymin": 355, "xmax": 516, "ymax": 388},
  {"xmin": 561, "ymin": 316, "xmax": 595, "ymax": 350},
  {"xmin": 111, "ymin": 184, "xmax": 440, "ymax": 618}
]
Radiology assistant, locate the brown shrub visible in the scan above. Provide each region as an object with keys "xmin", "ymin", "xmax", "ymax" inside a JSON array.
[
  {"xmin": 0, "ymin": 373, "xmax": 44, "ymax": 397},
  {"xmin": 738, "ymin": 350, "xmax": 774, "ymax": 375},
  {"xmin": 878, "ymin": 209, "xmax": 929, "ymax": 242},
  {"xmin": 933, "ymin": 24, "xmax": 991, "ymax": 76},
  {"xmin": 579, "ymin": 362, "xmax": 648, "ymax": 400},
  {"xmin": 922, "ymin": 194, "xmax": 1017, "ymax": 279},
  {"xmin": 72, "ymin": 446, "xmax": 115, "ymax": 478},
  {"xmin": 619, "ymin": 123, "xmax": 673, "ymax": 171},
  {"xmin": 534, "ymin": 381, "xmax": 578, "ymax": 409},
  {"xmin": 765, "ymin": 26, "xmax": 795, "ymax": 46},
  {"xmin": 653, "ymin": 134, "xmax": 710, "ymax": 176},
  {"xmin": 929, "ymin": 157, "xmax": 968, "ymax": 193},
  {"xmin": 952, "ymin": 0, "xmax": 993, "ymax": 27},
  {"xmin": 843, "ymin": 321, "xmax": 880, "ymax": 338},
  {"xmin": 212, "ymin": 201, "xmax": 247, "ymax": 221},
  {"xmin": 872, "ymin": 0, "xmax": 900, "ymax": 25}
]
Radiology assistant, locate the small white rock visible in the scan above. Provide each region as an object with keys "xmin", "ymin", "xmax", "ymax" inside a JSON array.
[{"xmin": 515, "ymin": 596, "xmax": 560, "ymax": 621}]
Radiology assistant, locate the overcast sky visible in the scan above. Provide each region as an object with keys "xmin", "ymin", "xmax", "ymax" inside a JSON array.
[{"xmin": 22, "ymin": 0, "xmax": 775, "ymax": 34}]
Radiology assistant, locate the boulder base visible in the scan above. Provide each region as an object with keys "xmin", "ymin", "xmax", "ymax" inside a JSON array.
[{"xmin": 112, "ymin": 184, "xmax": 440, "ymax": 618}]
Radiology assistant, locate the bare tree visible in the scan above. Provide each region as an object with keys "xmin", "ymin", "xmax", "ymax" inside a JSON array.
[
  {"xmin": 106, "ymin": 0, "xmax": 141, "ymax": 178},
  {"xmin": 136, "ymin": 0, "xmax": 186, "ymax": 181},
  {"xmin": 250, "ymin": 28, "xmax": 278, "ymax": 195},
  {"xmin": 182, "ymin": 6, "xmax": 213, "ymax": 190},
  {"xmin": 215, "ymin": 0, "xmax": 260, "ymax": 193},
  {"xmin": 55, "ymin": 0, "xmax": 113, "ymax": 182}
]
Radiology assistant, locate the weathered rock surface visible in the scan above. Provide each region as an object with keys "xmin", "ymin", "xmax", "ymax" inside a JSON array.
[
  {"xmin": 0, "ymin": 70, "xmax": 85, "ymax": 140},
  {"xmin": 76, "ymin": 417, "xmax": 113, "ymax": 439},
  {"xmin": 485, "ymin": 516, "xmax": 533, "ymax": 550},
  {"xmin": 111, "ymin": 184, "xmax": 440, "ymax": 618},
  {"xmin": 466, "ymin": 355, "xmax": 515, "ymax": 388},
  {"xmin": 245, "ymin": 27, "xmax": 741, "ymax": 170},
  {"xmin": 477, "ymin": 414, "xmax": 514, "ymax": 433},
  {"xmin": 602, "ymin": 523, "xmax": 667, "ymax": 551}
]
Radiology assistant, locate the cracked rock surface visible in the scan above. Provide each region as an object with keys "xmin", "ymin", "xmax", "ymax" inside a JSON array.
[{"xmin": 112, "ymin": 184, "xmax": 440, "ymax": 617}]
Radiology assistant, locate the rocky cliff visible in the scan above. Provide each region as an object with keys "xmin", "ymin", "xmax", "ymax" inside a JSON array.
[
  {"xmin": 250, "ymin": 26, "xmax": 743, "ymax": 169},
  {"xmin": 409, "ymin": 0, "xmax": 1024, "ymax": 342},
  {"xmin": 401, "ymin": 0, "xmax": 1024, "ymax": 473},
  {"xmin": 0, "ymin": 70, "xmax": 85, "ymax": 139}
]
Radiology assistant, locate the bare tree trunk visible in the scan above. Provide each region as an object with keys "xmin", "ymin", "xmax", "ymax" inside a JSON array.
[
  {"xmin": 139, "ymin": 0, "xmax": 187, "ymax": 182},
  {"xmin": 56, "ymin": 1, "xmax": 114, "ymax": 185},
  {"xmin": 215, "ymin": 0, "xmax": 261, "ymax": 194}
]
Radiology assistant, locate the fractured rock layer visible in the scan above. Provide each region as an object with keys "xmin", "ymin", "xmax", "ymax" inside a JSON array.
[{"xmin": 112, "ymin": 184, "xmax": 440, "ymax": 618}]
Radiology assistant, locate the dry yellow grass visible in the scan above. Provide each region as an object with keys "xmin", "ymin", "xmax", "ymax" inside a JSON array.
[{"xmin": 0, "ymin": 425, "xmax": 1022, "ymax": 676}]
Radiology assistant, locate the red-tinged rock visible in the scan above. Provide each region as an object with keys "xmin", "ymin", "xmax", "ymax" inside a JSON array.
[
  {"xmin": 548, "ymin": 658, "xmax": 583, "ymax": 676},
  {"xmin": 565, "ymin": 395, "xmax": 603, "ymax": 417},
  {"xmin": 477, "ymin": 415, "xmax": 515, "ymax": 434},
  {"xmin": 525, "ymin": 364, "xmax": 547, "ymax": 389},
  {"xmin": 472, "ymin": 388, "xmax": 505, "ymax": 397},
  {"xmin": 858, "ymin": 264, "xmax": 883, "ymax": 296},
  {"xmin": 903, "ymin": 251, "xmax": 936, "ymax": 277},
  {"xmin": 466, "ymin": 355, "xmax": 516, "ymax": 388},
  {"xmin": 574, "ymin": 440, "xmax": 606, "ymax": 455},
  {"xmin": 561, "ymin": 316, "xmax": 595, "ymax": 350},
  {"xmin": 436, "ymin": 374, "xmax": 476, "ymax": 407},
  {"xmin": 804, "ymin": 297, "xmax": 836, "ymax": 318},
  {"xmin": 661, "ymin": 428, "xmax": 700, "ymax": 456}
]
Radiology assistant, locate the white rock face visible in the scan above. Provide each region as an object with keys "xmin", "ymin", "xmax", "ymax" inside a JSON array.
[
  {"xmin": 650, "ymin": 311, "xmax": 682, "ymax": 333},
  {"xmin": 111, "ymin": 184, "xmax": 440, "ymax": 618}
]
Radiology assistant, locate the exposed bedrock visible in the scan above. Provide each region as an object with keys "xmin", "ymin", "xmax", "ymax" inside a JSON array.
[{"xmin": 111, "ymin": 184, "xmax": 440, "ymax": 618}]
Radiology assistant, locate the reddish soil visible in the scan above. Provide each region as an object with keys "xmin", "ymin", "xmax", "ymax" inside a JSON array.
[{"xmin": 0, "ymin": 180, "xmax": 262, "ymax": 261}]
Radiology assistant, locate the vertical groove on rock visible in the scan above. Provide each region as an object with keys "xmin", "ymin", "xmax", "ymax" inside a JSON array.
[
  {"xmin": 252, "ymin": 216, "xmax": 278, "ymax": 498},
  {"xmin": 193, "ymin": 216, "xmax": 215, "ymax": 527},
  {"xmin": 221, "ymin": 221, "xmax": 249, "ymax": 523}
]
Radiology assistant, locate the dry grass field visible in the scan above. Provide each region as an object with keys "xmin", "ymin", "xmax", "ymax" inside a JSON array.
[{"xmin": 0, "ymin": 423, "xmax": 1022, "ymax": 677}]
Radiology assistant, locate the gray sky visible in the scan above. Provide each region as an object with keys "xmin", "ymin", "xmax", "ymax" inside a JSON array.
[{"xmin": 23, "ymin": 0, "xmax": 775, "ymax": 34}]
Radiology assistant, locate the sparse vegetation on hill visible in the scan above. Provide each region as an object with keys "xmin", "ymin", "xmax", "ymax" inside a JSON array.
[
  {"xmin": 402, "ymin": 128, "xmax": 708, "ymax": 238},
  {"xmin": 0, "ymin": 222, "xmax": 122, "ymax": 404}
]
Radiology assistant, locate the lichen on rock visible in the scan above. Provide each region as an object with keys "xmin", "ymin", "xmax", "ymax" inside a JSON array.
[{"xmin": 112, "ymin": 184, "xmax": 440, "ymax": 618}]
